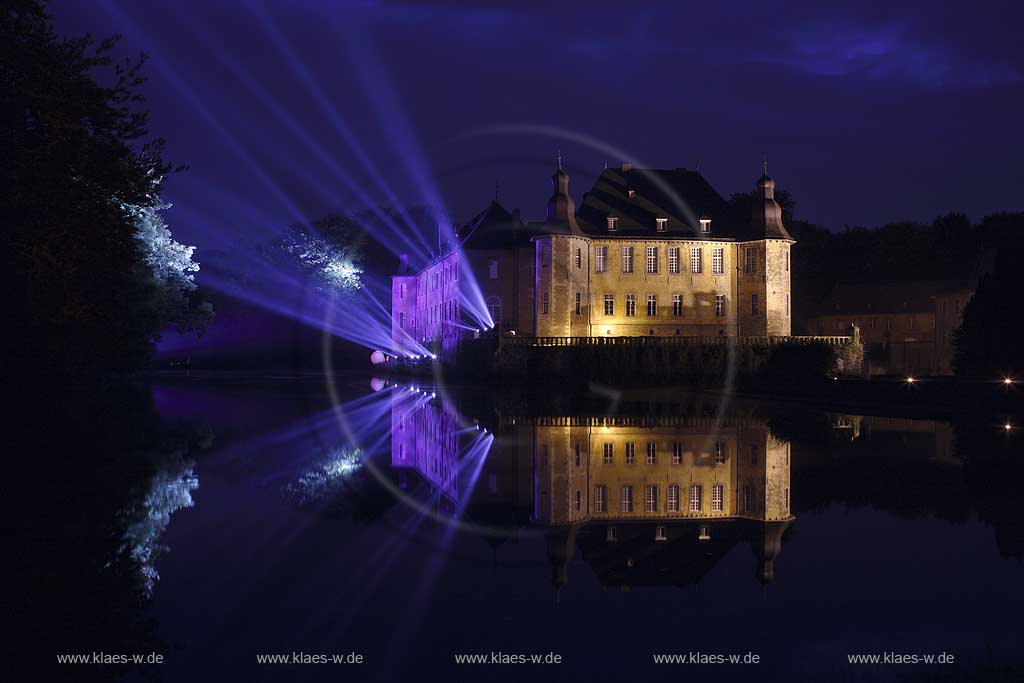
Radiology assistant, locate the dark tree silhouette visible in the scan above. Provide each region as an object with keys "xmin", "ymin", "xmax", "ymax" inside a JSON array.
[{"xmin": 2, "ymin": 1, "xmax": 205, "ymax": 378}]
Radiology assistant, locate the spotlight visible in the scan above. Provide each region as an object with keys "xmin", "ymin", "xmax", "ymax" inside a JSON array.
[
  {"xmin": 905, "ymin": 377, "xmax": 916, "ymax": 384},
  {"xmin": 1004, "ymin": 378, "xmax": 1014, "ymax": 386},
  {"xmin": 1006, "ymin": 423, "xmax": 1013, "ymax": 431},
  {"xmin": 431, "ymin": 392, "xmax": 436, "ymax": 399},
  {"xmin": 430, "ymin": 354, "xmax": 437, "ymax": 360}
]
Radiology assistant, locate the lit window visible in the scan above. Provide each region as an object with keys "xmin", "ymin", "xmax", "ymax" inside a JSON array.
[
  {"xmin": 655, "ymin": 525, "xmax": 667, "ymax": 541},
  {"xmin": 700, "ymin": 218, "xmax": 711, "ymax": 233},
  {"xmin": 595, "ymin": 485, "xmax": 607, "ymax": 512},
  {"xmin": 541, "ymin": 291, "xmax": 549, "ymax": 315},
  {"xmin": 607, "ymin": 526, "xmax": 617, "ymax": 541},
  {"xmin": 656, "ymin": 217, "xmax": 668, "ymax": 232},
  {"xmin": 603, "ymin": 443, "xmax": 614, "ymax": 464},
  {"xmin": 712, "ymin": 247, "xmax": 724, "ymax": 274},
  {"xmin": 575, "ymin": 247, "xmax": 582, "ymax": 269},
  {"xmin": 647, "ymin": 294, "xmax": 657, "ymax": 317},
  {"xmin": 488, "ymin": 259, "xmax": 499, "ymax": 279},
  {"xmin": 744, "ymin": 247, "xmax": 757, "ymax": 274},
  {"xmin": 743, "ymin": 485, "xmax": 754, "ymax": 513},
  {"xmin": 621, "ymin": 246, "xmax": 634, "ymax": 273},
  {"xmin": 625, "ymin": 294, "xmax": 637, "ymax": 317},
  {"xmin": 668, "ymin": 484, "xmax": 680, "ymax": 512},
  {"xmin": 645, "ymin": 484, "xmax": 658, "ymax": 512},
  {"xmin": 668, "ymin": 247, "xmax": 680, "ymax": 273},
  {"xmin": 689, "ymin": 484, "xmax": 702, "ymax": 513},
  {"xmin": 399, "ymin": 282, "xmax": 407, "ymax": 299},
  {"xmin": 595, "ymin": 246, "xmax": 607, "ymax": 273},
  {"xmin": 575, "ymin": 490, "xmax": 582, "ymax": 512},
  {"xmin": 751, "ymin": 293, "xmax": 759, "ymax": 315},
  {"xmin": 715, "ymin": 294, "xmax": 726, "ymax": 317},
  {"xmin": 399, "ymin": 312, "xmax": 406, "ymax": 329},
  {"xmin": 574, "ymin": 292, "xmax": 582, "ymax": 315},
  {"xmin": 574, "ymin": 441, "xmax": 581, "ymax": 466},
  {"xmin": 607, "ymin": 216, "xmax": 619, "ymax": 232},
  {"xmin": 712, "ymin": 483, "xmax": 724, "ymax": 512},
  {"xmin": 672, "ymin": 442, "xmax": 683, "ymax": 464},
  {"xmin": 714, "ymin": 442, "xmax": 726, "ymax": 464},
  {"xmin": 625, "ymin": 442, "xmax": 636, "ymax": 464},
  {"xmin": 621, "ymin": 485, "xmax": 633, "ymax": 513},
  {"xmin": 604, "ymin": 294, "xmax": 615, "ymax": 316},
  {"xmin": 541, "ymin": 244, "xmax": 551, "ymax": 268},
  {"xmin": 672, "ymin": 294, "xmax": 683, "ymax": 317},
  {"xmin": 690, "ymin": 247, "xmax": 702, "ymax": 273},
  {"xmin": 627, "ymin": 189, "xmax": 636, "ymax": 198},
  {"xmin": 646, "ymin": 442, "xmax": 656, "ymax": 464},
  {"xmin": 646, "ymin": 246, "xmax": 658, "ymax": 273}
]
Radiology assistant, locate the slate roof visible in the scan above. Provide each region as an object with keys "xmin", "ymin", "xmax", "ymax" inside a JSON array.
[
  {"xmin": 814, "ymin": 280, "xmax": 974, "ymax": 316},
  {"xmin": 457, "ymin": 200, "xmax": 527, "ymax": 249},
  {"xmin": 576, "ymin": 166, "xmax": 746, "ymax": 240}
]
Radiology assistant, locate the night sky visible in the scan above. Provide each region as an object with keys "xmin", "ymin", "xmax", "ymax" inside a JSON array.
[{"xmin": 52, "ymin": 1, "xmax": 1024, "ymax": 251}]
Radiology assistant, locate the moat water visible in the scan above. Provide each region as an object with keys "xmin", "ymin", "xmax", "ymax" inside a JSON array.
[{"xmin": 43, "ymin": 376, "xmax": 1024, "ymax": 681}]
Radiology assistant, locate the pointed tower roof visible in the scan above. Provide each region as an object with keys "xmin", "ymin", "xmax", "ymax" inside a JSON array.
[{"xmin": 751, "ymin": 161, "xmax": 794, "ymax": 241}]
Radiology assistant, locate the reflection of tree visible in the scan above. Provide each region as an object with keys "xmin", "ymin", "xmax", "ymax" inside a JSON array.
[
  {"xmin": 16, "ymin": 383, "xmax": 209, "ymax": 679},
  {"xmin": 281, "ymin": 448, "xmax": 402, "ymax": 524}
]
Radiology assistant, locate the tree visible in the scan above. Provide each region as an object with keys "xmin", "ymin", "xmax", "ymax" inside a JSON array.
[
  {"xmin": 2, "ymin": 0, "xmax": 207, "ymax": 377},
  {"xmin": 953, "ymin": 244, "xmax": 1024, "ymax": 378}
]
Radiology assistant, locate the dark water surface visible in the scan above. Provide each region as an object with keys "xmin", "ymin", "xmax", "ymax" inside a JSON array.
[{"xmin": 44, "ymin": 375, "xmax": 1024, "ymax": 682}]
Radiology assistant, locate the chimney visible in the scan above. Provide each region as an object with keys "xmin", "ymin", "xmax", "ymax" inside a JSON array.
[{"xmin": 398, "ymin": 254, "xmax": 409, "ymax": 274}]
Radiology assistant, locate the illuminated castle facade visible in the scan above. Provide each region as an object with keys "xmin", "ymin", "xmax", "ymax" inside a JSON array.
[{"xmin": 392, "ymin": 163, "xmax": 794, "ymax": 353}]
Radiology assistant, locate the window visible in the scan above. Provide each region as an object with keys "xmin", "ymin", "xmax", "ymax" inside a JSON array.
[
  {"xmin": 603, "ymin": 443, "xmax": 614, "ymax": 464},
  {"xmin": 595, "ymin": 246, "xmax": 607, "ymax": 273},
  {"xmin": 656, "ymin": 217, "xmax": 668, "ymax": 232},
  {"xmin": 690, "ymin": 246, "xmax": 703, "ymax": 273},
  {"xmin": 625, "ymin": 294, "xmax": 637, "ymax": 317},
  {"xmin": 595, "ymin": 485, "xmax": 607, "ymax": 512},
  {"xmin": 655, "ymin": 525, "xmax": 667, "ymax": 541},
  {"xmin": 575, "ymin": 247, "xmax": 582, "ymax": 269},
  {"xmin": 749, "ymin": 443, "xmax": 759, "ymax": 465},
  {"xmin": 621, "ymin": 246, "xmax": 634, "ymax": 273},
  {"xmin": 712, "ymin": 247, "xmax": 724, "ymax": 274},
  {"xmin": 715, "ymin": 294, "xmax": 726, "ymax": 317},
  {"xmin": 672, "ymin": 442, "xmax": 683, "ymax": 464},
  {"xmin": 621, "ymin": 485, "xmax": 633, "ymax": 512},
  {"xmin": 575, "ymin": 490, "xmax": 582, "ymax": 512},
  {"xmin": 672, "ymin": 294, "xmax": 683, "ymax": 317},
  {"xmin": 786, "ymin": 293, "xmax": 790, "ymax": 317},
  {"xmin": 700, "ymin": 218, "xmax": 711, "ymax": 233},
  {"xmin": 714, "ymin": 442, "xmax": 726, "ymax": 464},
  {"xmin": 604, "ymin": 294, "xmax": 614, "ymax": 316},
  {"xmin": 647, "ymin": 294, "xmax": 657, "ymax": 317},
  {"xmin": 744, "ymin": 247, "xmax": 757, "ymax": 274},
  {"xmin": 751, "ymin": 293, "xmax": 759, "ymax": 315},
  {"xmin": 574, "ymin": 292, "xmax": 582, "ymax": 315},
  {"xmin": 399, "ymin": 312, "xmax": 406, "ymax": 328},
  {"xmin": 689, "ymin": 484, "xmax": 702, "ymax": 512},
  {"xmin": 574, "ymin": 442, "xmax": 581, "ymax": 467},
  {"xmin": 487, "ymin": 297, "xmax": 501, "ymax": 325},
  {"xmin": 645, "ymin": 484, "xmax": 658, "ymax": 512},
  {"xmin": 668, "ymin": 484, "xmax": 680, "ymax": 512},
  {"xmin": 541, "ymin": 244, "xmax": 550, "ymax": 268},
  {"xmin": 399, "ymin": 282, "xmax": 407, "ymax": 299},
  {"xmin": 625, "ymin": 442, "xmax": 636, "ymax": 464},
  {"xmin": 541, "ymin": 291, "xmax": 549, "ymax": 315},
  {"xmin": 668, "ymin": 247, "xmax": 680, "ymax": 274},
  {"xmin": 743, "ymin": 485, "xmax": 754, "ymax": 513},
  {"xmin": 646, "ymin": 246, "xmax": 658, "ymax": 273},
  {"xmin": 607, "ymin": 216, "xmax": 618, "ymax": 232},
  {"xmin": 607, "ymin": 526, "xmax": 617, "ymax": 541},
  {"xmin": 785, "ymin": 249, "xmax": 790, "ymax": 272},
  {"xmin": 646, "ymin": 442, "xmax": 656, "ymax": 464},
  {"xmin": 488, "ymin": 259, "xmax": 498, "ymax": 279},
  {"xmin": 712, "ymin": 483, "xmax": 724, "ymax": 512}
]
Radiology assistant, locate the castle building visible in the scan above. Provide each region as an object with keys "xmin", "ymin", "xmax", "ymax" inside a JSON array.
[{"xmin": 392, "ymin": 162, "xmax": 795, "ymax": 354}]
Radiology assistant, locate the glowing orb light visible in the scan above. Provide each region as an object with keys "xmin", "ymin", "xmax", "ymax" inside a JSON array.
[{"xmin": 370, "ymin": 350, "xmax": 386, "ymax": 365}]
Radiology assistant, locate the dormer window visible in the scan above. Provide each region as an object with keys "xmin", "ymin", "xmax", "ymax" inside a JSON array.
[
  {"xmin": 607, "ymin": 217, "xmax": 619, "ymax": 232},
  {"xmin": 627, "ymin": 189, "xmax": 636, "ymax": 198},
  {"xmin": 656, "ymin": 218, "xmax": 668, "ymax": 232},
  {"xmin": 700, "ymin": 218, "xmax": 712, "ymax": 233}
]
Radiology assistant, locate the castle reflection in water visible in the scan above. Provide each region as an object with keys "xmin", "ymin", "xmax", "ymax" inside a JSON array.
[{"xmin": 389, "ymin": 388, "xmax": 795, "ymax": 590}]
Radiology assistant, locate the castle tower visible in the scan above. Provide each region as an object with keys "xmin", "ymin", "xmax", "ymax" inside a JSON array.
[
  {"xmin": 739, "ymin": 162, "xmax": 795, "ymax": 336},
  {"xmin": 536, "ymin": 163, "xmax": 589, "ymax": 337}
]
